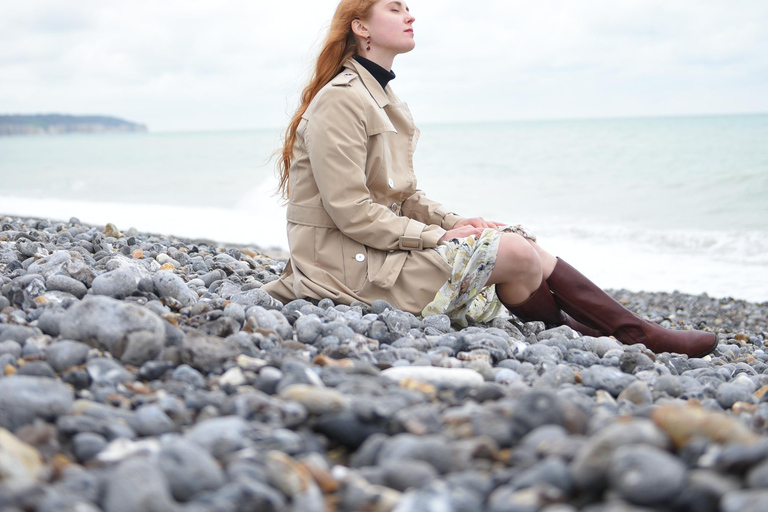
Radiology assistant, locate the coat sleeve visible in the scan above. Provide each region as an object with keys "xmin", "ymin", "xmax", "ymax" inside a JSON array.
[
  {"xmin": 306, "ymin": 85, "xmax": 446, "ymax": 251},
  {"xmin": 401, "ymin": 190, "xmax": 464, "ymax": 229}
]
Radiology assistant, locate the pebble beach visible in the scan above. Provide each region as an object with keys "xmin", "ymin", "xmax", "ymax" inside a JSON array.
[{"xmin": 1, "ymin": 214, "xmax": 768, "ymax": 512}]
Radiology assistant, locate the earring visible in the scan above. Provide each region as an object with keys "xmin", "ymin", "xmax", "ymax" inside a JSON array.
[{"xmin": 366, "ymin": 37, "xmax": 371, "ymax": 51}]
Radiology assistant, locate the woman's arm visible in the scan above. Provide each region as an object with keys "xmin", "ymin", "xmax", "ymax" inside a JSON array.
[
  {"xmin": 307, "ymin": 85, "xmax": 446, "ymax": 251},
  {"xmin": 401, "ymin": 190, "xmax": 464, "ymax": 229}
]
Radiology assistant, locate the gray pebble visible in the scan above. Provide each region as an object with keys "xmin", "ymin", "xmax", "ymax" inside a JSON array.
[
  {"xmin": 103, "ymin": 457, "xmax": 178, "ymax": 512},
  {"xmin": 153, "ymin": 270, "xmax": 198, "ymax": 307},
  {"xmin": 0, "ymin": 375, "xmax": 73, "ymax": 431},
  {"xmin": 609, "ymin": 445, "xmax": 686, "ymax": 505},
  {"xmin": 91, "ymin": 267, "xmax": 138, "ymax": 298},
  {"xmin": 45, "ymin": 340, "xmax": 91, "ymax": 372},
  {"xmin": 73, "ymin": 432, "xmax": 108, "ymax": 463},
  {"xmin": 171, "ymin": 364, "xmax": 207, "ymax": 388},
  {"xmin": 158, "ymin": 437, "xmax": 226, "ymax": 501}
]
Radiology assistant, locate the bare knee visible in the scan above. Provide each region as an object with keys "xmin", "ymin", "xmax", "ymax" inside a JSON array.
[{"xmin": 489, "ymin": 233, "xmax": 542, "ymax": 286}]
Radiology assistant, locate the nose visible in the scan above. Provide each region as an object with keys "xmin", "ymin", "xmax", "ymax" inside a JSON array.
[{"xmin": 406, "ymin": 13, "xmax": 415, "ymax": 24}]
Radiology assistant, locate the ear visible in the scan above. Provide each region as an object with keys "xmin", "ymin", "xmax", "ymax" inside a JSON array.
[{"xmin": 351, "ymin": 19, "xmax": 369, "ymax": 39}]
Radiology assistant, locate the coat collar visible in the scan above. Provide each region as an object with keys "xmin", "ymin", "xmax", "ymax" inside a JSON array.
[{"xmin": 343, "ymin": 59, "xmax": 392, "ymax": 109}]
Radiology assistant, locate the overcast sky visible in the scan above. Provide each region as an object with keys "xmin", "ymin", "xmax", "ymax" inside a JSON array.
[{"xmin": 2, "ymin": 0, "xmax": 766, "ymax": 132}]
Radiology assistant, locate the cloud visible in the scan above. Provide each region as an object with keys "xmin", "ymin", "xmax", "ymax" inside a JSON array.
[{"xmin": 1, "ymin": 0, "xmax": 766, "ymax": 131}]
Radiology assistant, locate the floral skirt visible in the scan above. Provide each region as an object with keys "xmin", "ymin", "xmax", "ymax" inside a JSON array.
[{"xmin": 421, "ymin": 225, "xmax": 536, "ymax": 327}]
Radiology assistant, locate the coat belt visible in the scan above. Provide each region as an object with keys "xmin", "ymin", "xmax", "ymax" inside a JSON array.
[{"xmin": 286, "ymin": 204, "xmax": 337, "ymax": 228}]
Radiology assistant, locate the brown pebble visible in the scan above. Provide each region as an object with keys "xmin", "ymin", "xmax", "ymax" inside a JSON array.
[
  {"xmin": 732, "ymin": 402, "xmax": 759, "ymax": 414},
  {"xmin": 754, "ymin": 385, "xmax": 768, "ymax": 399},
  {"xmin": 299, "ymin": 460, "xmax": 339, "ymax": 494},
  {"xmin": 399, "ymin": 377, "xmax": 437, "ymax": 398},
  {"xmin": 651, "ymin": 404, "xmax": 758, "ymax": 447},
  {"xmin": 313, "ymin": 354, "xmax": 354, "ymax": 368},
  {"xmin": 132, "ymin": 249, "xmax": 144, "ymax": 259},
  {"xmin": 5, "ymin": 364, "xmax": 16, "ymax": 376},
  {"xmin": 103, "ymin": 223, "xmax": 122, "ymax": 238},
  {"xmin": 734, "ymin": 333, "xmax": 749, "ymax": 341},
  {"xmin": 158, "ymin": 262, "xmax": 175, "ymax": 272}
]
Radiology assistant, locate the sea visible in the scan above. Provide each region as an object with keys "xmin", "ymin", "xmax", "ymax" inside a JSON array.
[{"xmin": 1, "ymin": 114, "xmax": 766, "ymax": 303}]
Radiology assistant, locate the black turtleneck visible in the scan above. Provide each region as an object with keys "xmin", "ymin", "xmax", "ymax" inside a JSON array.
[{"xmin": 354, "ymin": 55, "xmax": 396, "ymax": 91}]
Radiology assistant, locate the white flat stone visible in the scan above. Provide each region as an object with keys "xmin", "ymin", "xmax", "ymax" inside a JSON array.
[{"xmin": 380, "ymin": 366, "xmax": 485, "ymax": 387}]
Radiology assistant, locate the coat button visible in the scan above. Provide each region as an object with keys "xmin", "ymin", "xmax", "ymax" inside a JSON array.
[
  {"xmin": 355, "ymin": 253, "xmax": 365, "ymax": 262},
  {"xmin": 390, "ymin": 202, "xmax": 398, "ymax": 212},
  {"xmin": 388, "ymin": 178, "xmax": 394, "ymax": 188}
]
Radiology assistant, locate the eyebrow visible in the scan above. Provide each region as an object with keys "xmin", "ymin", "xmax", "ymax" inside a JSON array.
[{"xmin": 387, "ymin": 1, "xmax": 410, "ymax": 12}]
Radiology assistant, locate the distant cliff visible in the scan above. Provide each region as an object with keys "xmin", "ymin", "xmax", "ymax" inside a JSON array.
[{"xmin": 0, "ymin": 114, "xmax": 148, "ymax": 136}]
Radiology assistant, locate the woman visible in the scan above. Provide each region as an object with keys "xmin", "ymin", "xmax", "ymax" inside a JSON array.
[{"xmin": 264, "ymin": 0, "xmax": 716, "ymax": 358}]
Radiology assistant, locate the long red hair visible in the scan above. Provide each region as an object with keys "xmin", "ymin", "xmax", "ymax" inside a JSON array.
[{"xmin": 276, "ymin": 0, "xmax": 379, "ymax": 199}]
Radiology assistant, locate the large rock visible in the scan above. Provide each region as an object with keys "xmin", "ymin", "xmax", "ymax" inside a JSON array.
[
  {"xmin": 59, "ymin": 295, "xmax": 165, "ymax": 364},
  {"xmin": 0, "ymin": 376, "xmax": 74, "ymax": 431}
]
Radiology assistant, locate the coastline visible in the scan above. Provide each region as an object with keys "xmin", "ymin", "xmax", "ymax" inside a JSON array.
[{"xmin": 1, "ymin": 213, "xmax": 767, "ymax": 510}]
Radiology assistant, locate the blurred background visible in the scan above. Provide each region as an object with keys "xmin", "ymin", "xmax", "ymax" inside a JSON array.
[{"xmin": 1, "ymin": 0, "xmax": 767, "ymax": 301}]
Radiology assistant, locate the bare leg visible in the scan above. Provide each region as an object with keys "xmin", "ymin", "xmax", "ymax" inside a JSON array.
[{"xmin": 487, "ymin": 233, "xmax": 546, "ymax": 305}]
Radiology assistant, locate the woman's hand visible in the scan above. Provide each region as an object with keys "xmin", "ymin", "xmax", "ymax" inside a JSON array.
[
  {"xmin": 454, "ymin": 217, "xmax": 505, "ymax": 230},
  {"xmin": 438, "ymin": 225, "xmax": 486, "ymax": 243}
]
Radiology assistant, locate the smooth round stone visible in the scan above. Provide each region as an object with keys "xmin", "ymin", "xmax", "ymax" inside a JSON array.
[
  {"xmin": 512, "ymin": 457, "xmax": 573, "ymax": 494},
  {"xmin": 128, "ymin": 405, "xmax": 175, "ymax": 437},
  {"xmin": 716, "ymin": 382, "xmax": 756, "ymax": 409},
  {"xmin": 580, "ymin": 365, "xmax": 636, "ymax": 397},
  {"xmin": 45, "ymin": 340, "xmax": 91, "ymax": 373},
  {"xmin": 521, "ymin": 344, "xmax": 562, "ymax": 365},
  {"xmin": 158, "ymin": 438, "xmax": 226, "ymax": 501},
  {"xmin": 589, "ymin": 337, "xmax": 623, "ymax": 357},
  {"xmin": 381, "ymin": 366, "xmax": 485, "ymax": 387},
  {"xmin": 16, "ymin": 360, "xmax": 57, "ymax": 379},
  {"xmin": 45, "ymin": 274, "xmax": 88, "ymax": 299},
  {"xmin": 609, "ymin": 445, "xmax": 687, "ymax": 505},
  {"xmin": 570, "ymin": 419, "xmax": 670, "ymax": 492},
  {"xmin": 746, "ymin": 458, "xmax": 768, "ymax": 488},
  {"xmin": 377, "ymin": 434, "xmax": 452, "ymax": 474},
  {"xmin": 0, "ymin": 340, "xmax": 22, "ymax": 358},
  {"xmin": 59, "ymin": 295, "xmax": 166, "ymax": 361},
  {"xmin": 654, "ymin": 374, "xmax": 683, "ymax": 397},
  {"xmin": 0, "ymin": 375, "xmax": 74, "ymax": 431},
  {"xmin": 619, "ymin": 352, "xmax": 655, "ymax": 374},
  {"xmin": 423, "ymin": 315, "xmax": 451, "ymax": 334},
  {"xmin": 617, "ymin": 380, "xmax": 653, "ymax": 405},
  {"xmin": 91, "ymin": 267, "xmax": 139, "ymax": 298},
  {"xmin": 153, "ymin": 270, "xmax": 198, "ymax": 307},
  {"xmin": 171, "ymin": 364, "xmax": 206, "ymax": 388},
  {"xmin": 565, "ymin": 349, "xmax": 600, "ymax": 367},
  {"xmin": 223, "ymin": 302, "xmax": 246, "ymax": 326},
  {"xmin": 86, "ymin": 358, "xmax": 134, "ymax": 387},
  {"xmin": 103, "ymin": 457, "xmax": 177, "ymax": 512},
  {"xmin": 295, "ymin": 316, "xmax": 323, "ymax": 344},
  {"xmin": 73, "ymin": 432, "xmax": 108, "ymax": 463},
  {"xmin": 721, "ymin": 489, "xmax": 768, "ymax": 512},
  {"xmin": 185, "ymin": 416, "xmax": 250, "ymax": 459},
  {"xmin": 278, "ymin": 384, "xmax": 349, "ymax": 415}
]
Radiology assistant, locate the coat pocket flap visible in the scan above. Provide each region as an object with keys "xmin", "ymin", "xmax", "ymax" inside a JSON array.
[
  {"xmin": 366, "ymin": 117, "xmax": 398, "ymax": 136},
  {"xmin": 369, "ymin": 251, "xmax": 408, "ymax": 289}
]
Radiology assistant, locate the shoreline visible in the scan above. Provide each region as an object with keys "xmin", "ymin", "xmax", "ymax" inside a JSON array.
[{"xmin": 2, "ymin": 213, "xmax": 768, "ymax": 510}]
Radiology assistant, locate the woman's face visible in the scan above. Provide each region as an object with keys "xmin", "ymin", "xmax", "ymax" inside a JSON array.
[{"xmin": 364, "ymin": 1, "xmax": 416, "ymax": 57}]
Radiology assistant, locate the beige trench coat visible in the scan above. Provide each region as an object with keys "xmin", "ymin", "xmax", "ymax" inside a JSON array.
[{"xmin": 263, "ymin": 59, "xmax": 463, "ymax": 314}]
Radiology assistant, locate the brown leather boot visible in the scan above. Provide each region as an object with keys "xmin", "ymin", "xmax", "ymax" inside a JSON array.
[
  {"xmin": 546, "ymin": 258, "xmax": 717, "ymax": 357},
  {"xmin": 505, "ymin": 279, "xmax": 604, "ymax": 338}
]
